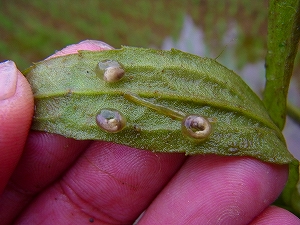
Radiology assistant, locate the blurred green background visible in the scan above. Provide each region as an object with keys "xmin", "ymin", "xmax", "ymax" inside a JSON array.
[
  {"xmin": 0, "ymin": 0, "xmax": 299, "ymax": 158},
  {"xmin": 0, "ymin": 0, "xmax": 272, "ymax": 69}
]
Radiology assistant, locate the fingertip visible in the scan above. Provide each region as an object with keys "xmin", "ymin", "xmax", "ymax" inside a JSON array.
[
  {"xmin": 250, "ymin": 206, "xmax": 300, "ymax": 225},
  {"xmin": 138, "ymin": 155, "xmax": 289, "ymax": 224},
  {"xmin": 46, "ymin": 39, "xmax": 114, "ymax": 59},
  {"xmin": 0, "ymin": 61, "xmax": 34, "ymax": 193}
]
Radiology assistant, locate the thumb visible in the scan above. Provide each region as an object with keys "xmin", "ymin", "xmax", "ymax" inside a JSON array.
[{"xmin": 0, "ymin": 60, "xmax": 34, "ymax": 194}]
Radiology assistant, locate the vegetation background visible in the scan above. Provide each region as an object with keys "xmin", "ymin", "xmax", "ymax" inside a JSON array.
[{"xmin": 0, "ymin": 0, "xmax": 299, "ymax": 158}]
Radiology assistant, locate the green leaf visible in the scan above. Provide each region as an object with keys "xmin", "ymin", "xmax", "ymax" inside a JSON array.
[
  {"xmin": 24, "ymin": 46, "xmax": 294, "ymax": 164},
  {"xmin": 263, "ymin": 0, "xmax": 300, "ymax": 130}
]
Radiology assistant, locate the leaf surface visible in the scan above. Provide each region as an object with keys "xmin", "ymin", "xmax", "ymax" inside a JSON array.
[{"xmin": 24, "ymin": 47, "xmax": 294, "ymax": 164}]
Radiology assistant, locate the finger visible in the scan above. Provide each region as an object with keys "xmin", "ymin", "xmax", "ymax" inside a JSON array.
[
  {"xmin": 45, "ymin": 39, "xmax": 113, "ymax": 59},
  {"xmin": 6, "ymin": 39, "xmax": 111, "ymax": 191},
  {"xmin": 0, "ymin": 132, "xmax": 90, "ymax": 225},
  {"xmin": 15, "ymin": 142, "xmax": 186, "ymax": 224},
  {"xmin": 0, "ymin": 61, "xmax": 34, "ymax": 194},
  {"xmin": 137, "ymin": 155, "xmax": 289, "ymax": 224},
  {"xmin": 249, "ymin": 206, "xmax": 300, "ymax": 225},
  {"xmin": 0, "ymin": 40, "xmax": 113, "ymax": 224}
]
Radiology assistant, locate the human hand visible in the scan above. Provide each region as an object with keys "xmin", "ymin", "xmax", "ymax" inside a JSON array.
[{"xmin": 0, "ymin": 40, "xmax": 299, "ymax": 224}]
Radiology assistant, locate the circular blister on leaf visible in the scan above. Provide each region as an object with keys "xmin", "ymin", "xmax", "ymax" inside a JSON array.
[
  {"xmin": 95, "ymin": 59, "xmax": 125, "ymax": 82},
  {"xmin": 182, "ymin": 115, "xmax": 212, "ymax": 141},
  {"xmin": 96, "ymin": 108, "xmax": 127, "ymax": 133}
]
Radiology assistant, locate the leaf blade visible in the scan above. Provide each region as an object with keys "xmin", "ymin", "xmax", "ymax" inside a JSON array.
[{"xmin": 25, "ymin": 47, "xmax": 293, "ymax": 164}]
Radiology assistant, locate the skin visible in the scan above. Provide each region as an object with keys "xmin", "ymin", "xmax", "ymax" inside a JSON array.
[{"xmin": 0, "ymin": 40, "xmax": 299, "ymax": 225}]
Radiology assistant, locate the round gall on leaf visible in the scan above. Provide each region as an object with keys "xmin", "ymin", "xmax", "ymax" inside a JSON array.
[
  {"xmin": 96, "ymin": 108, "xmax": 126, "ymax": 133},
  {"xmin": 182, "ymin": 115, "xmax": 212, "ymax": 141},
  {"xmin": 95, "ymin": 59, "xmax": 125, "ymax": 82}
]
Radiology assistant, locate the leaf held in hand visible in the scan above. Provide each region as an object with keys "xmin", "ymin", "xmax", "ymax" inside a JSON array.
[{"xmin": 24, "ymin": 46, "xmax": 294, "ymax": 164}]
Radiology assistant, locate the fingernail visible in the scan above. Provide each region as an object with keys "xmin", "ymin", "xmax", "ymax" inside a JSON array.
[
  {"xmin": 0, "ymin": 60, "xmax": 18, "ymax": 100},
  {"xmin": 78, "ymin": 40, "xmax": 114, "ymax": 50}
]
